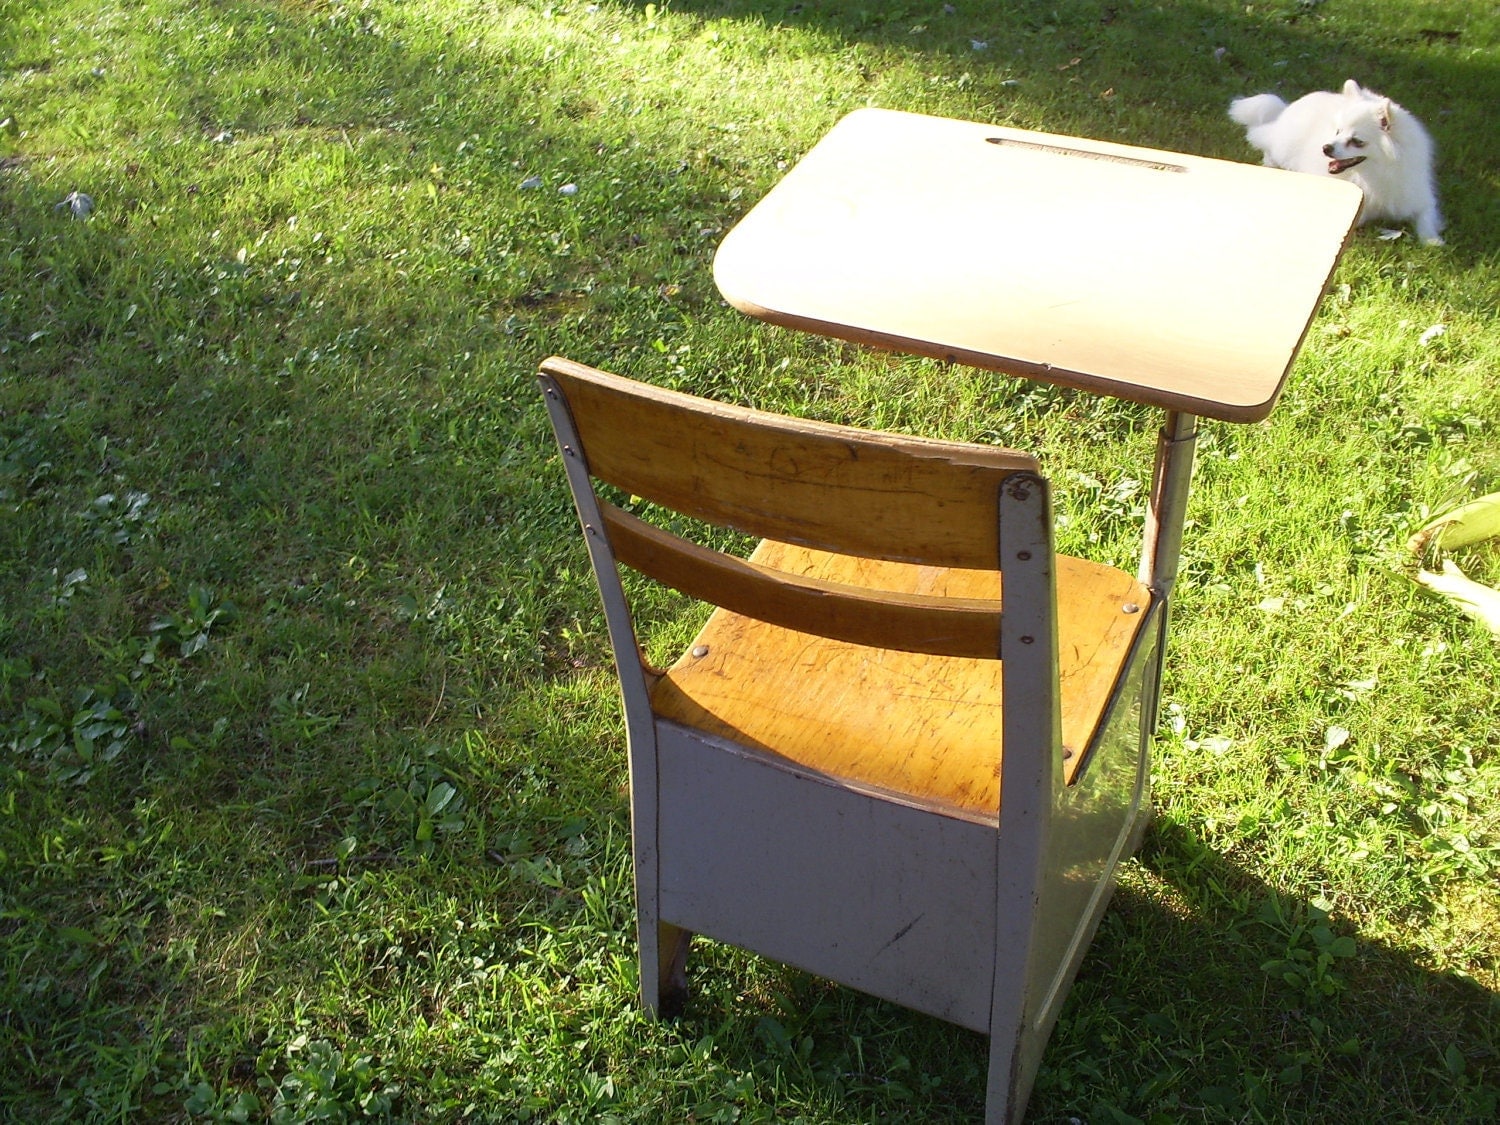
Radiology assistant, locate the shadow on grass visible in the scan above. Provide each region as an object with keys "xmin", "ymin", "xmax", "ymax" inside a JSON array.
[
  {"xmin": 1071, "ymin": 816, "xmax": 1496, "ymax": 1121},
  {"xmin": 612, "ymin": 0, "xmax": 1500, "ymax": 270}
]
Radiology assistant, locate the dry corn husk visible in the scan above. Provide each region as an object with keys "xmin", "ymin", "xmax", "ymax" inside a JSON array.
[
  {"xmin": 1416, "ymin": 561, "xmax": 1500, "ymax": 635},
  {"xmin": 1408, "ymin": 492, "xmax": 1500, "ymax": 634},
  {"xmin": 1407, "ymin": 491, "xmax": 1500, "ymax": 556}
]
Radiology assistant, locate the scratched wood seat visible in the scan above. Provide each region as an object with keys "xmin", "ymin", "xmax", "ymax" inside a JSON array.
[{"xmin": 538, "ymin": 355, "xmax": 1161, "ymax": 1124}]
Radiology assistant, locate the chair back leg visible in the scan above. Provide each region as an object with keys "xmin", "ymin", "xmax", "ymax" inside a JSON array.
[{"xmin": 985, "ymin": 1018, "xmax": 1030, "ymax": 1124}]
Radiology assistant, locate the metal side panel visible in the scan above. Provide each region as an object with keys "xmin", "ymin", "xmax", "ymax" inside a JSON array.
[
  {"xmin": 655, "ymin": 721, "xmax": 999, "ymax": 1032},
  {"xmin": 1028, "ymin": 601, "xmax": 1162, "ymax": 1041},
  {"xmin": 993, "ymin": 609, "xmax": 1160, "ymax": 1121}
]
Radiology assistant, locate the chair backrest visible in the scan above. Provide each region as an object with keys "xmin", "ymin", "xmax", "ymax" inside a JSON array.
[{"xmin": 537, "ymin": 355, "xmax": 1051, "ymax": 660}]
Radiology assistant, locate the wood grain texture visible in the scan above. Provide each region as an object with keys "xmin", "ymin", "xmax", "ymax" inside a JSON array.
[
  {"xmin": 603, "ymin": 505, "xmax": 1007, "ymax": 657},
  {"xmin": 540, "ymin": 355, "xmax": 1037, "ymax": 568},
  {"xmin": 713, "ymin": 108, "xmax": 1363, "ymax": 422},
  {"xmin": 651, "ymin": 540, "xmax": 1150, "ymax": 814}
]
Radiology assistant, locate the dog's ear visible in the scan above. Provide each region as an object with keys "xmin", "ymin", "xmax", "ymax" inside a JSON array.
[
  {"xmin": 1378, "ymin": 99, "xmax": 1393, "ymax": 133},
  {"xmin": 1342, "ymin": 79, "xmax": 1362, "ymax": 97}
]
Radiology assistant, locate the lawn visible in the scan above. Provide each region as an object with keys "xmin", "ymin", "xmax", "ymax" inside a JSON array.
[{"xmin": 1, "ymin": 0, "xmax": 1497, "ymax": 1121}]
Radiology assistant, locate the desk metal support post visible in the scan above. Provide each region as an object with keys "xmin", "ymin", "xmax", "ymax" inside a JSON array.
[
  {"xmin": 1137, "ymin": 410, "xmax": 1198, "ymax": 739},
  {"xmin": 1138, "ymin": 410, "xmax": 1199, "ymax": 594}
]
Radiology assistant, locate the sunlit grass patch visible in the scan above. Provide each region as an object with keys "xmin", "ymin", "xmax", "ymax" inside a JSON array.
[{"xmin": 2, "ymin": 0, "xmax": 1497, "ymax": 1120}]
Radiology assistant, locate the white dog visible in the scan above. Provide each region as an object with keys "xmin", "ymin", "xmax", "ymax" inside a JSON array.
[{"xmin": 1229, "ymin": 79, "xmax": 1444, "ymax": 244}]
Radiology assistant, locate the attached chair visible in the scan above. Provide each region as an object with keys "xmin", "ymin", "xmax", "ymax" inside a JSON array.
[{"xmin": 538, "ymin": 355, "xmax": 1160, "ymax": 1123}]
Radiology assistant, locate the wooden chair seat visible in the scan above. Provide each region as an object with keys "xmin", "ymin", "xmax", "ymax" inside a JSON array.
[{"xmin": 652, "ymin": 541, "xmax": 1151, "ymax": 816}]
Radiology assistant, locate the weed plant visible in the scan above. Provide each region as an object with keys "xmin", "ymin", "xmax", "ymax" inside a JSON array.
[{"xmin": 1, "ymin": 0, "xmax": 1497, "ymax": 1121}]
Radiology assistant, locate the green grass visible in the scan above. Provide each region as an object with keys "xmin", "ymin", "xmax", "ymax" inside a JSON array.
[{"xmin": 2, "ymin": 0, "xmax": 1497, "ymax": 1121}]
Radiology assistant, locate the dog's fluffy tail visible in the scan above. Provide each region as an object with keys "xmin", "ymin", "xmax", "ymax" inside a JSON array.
[{"xmin": 1228, "ymin": 93, "xmax": 1286, "ymax": 127}]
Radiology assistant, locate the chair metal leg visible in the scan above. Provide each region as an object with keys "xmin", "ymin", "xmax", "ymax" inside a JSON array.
[
  {"xmin": 656, "ymin": 923, "xmax": 691, "ymax": 1017},
  {"xmin": 637, "ymin": 895, "xmax": 662, "ymax": 1016},
  {"xmin": 638, "ymin": 878, "xmax": 691, "ymax": 1018},
  {"xmin": 984, "ymin": 1021, "xmax": 1028, "ymax": 1125}
]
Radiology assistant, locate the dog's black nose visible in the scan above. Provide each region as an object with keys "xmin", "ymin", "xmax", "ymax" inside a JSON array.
[{"xmin": 1322, "ymin": 143, "xmax": 1335, "ymax": 156}]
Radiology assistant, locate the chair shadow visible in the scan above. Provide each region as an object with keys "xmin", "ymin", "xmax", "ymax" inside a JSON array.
[
  {"xmin": 670, "ymin": 813, "xmax": 1498, "ymax": 1124},
  {"xmin": 1043, "ymin": 816, "xmax": 1498, "ymax": 1122}
]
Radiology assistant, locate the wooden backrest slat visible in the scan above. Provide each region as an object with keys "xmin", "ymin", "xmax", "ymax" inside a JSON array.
[
  {"xmin": 603, "ymin": 505, "xmax": 1004, "ymax": 658},
  {"xmin": 540, "ymin": 355, "xmax": 1036, "ymax": 569}
]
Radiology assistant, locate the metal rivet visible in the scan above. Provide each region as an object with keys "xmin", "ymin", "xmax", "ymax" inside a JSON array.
[
  {"xmin": 1123, "ymin": 602, "xmax": 1140, "ymax": 614},
  {"xmin": 691, "ymin": 645, "xmax": 710, "ymax": 658},
  {"xmin": 584, "ymin": 523, "xmax": 596, "ymax": 536},
  {"xmin": 1062, "ymin": 747, "xmax": 1075, "ymax": 760},
  {"xmin": 1016, "ymin": 550, "xmax": 1032, "ymax": 561},
  {"xmin": 1020, "ymin": 635, "xmax": 1034, "ymax": 645}
]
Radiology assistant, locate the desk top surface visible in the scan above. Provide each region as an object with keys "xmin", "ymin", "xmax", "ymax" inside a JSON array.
[{"xmin": 713, "ymin": 108, "xmax": 1363, "ymax": 422}]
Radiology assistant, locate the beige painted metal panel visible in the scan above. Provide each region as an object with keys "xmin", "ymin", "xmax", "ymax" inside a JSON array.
[
  {"xmin": 1029, "ymin": 613, "xmax": 1158, "ymax": 1036},
  {"xmin": 714, "ymin": 108, "xmax": 1363, "ymax": 422},
  {"xmin": 652, "ymin": 612, "xmax": 1156, "ymax": 1054},
  {"xmin": 655, "ymin": 722, "xmax": 1001, "ymax": 1032}
]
